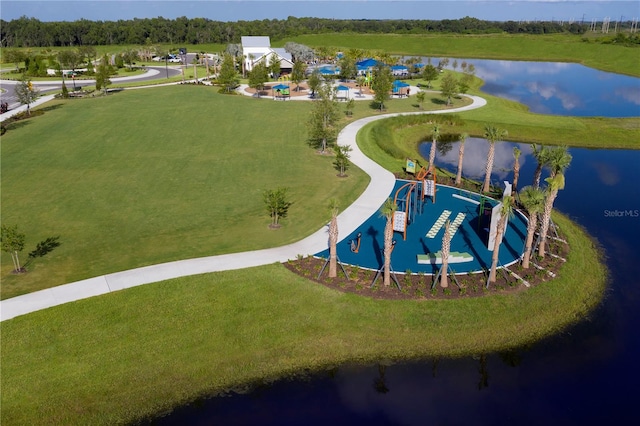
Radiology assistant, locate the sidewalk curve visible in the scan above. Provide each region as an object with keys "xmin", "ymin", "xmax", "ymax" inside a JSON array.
[{"xmin": 0, "ymin": 95, "xmax": 486, "ymax": 321}]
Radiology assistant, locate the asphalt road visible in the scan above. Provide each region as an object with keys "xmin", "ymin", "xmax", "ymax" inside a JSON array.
[{"xmin": 0, "ymin": 65, "xmax": 183, "ymax": 111}]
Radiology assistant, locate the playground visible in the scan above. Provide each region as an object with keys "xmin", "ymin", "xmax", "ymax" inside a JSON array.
[{"xmin": 315, "ymin": 178, "xmax": 529, "ymax": 279}]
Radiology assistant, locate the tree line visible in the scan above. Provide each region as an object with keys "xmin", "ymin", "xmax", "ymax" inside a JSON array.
[{"xmin": 1, "ymin": 15, "xmax": 598, "ymax": 48}]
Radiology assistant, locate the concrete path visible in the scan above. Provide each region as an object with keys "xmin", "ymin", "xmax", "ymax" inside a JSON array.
[{"xmin": 0, "ymin": 95, "xmax": 486, "ymax": 321}]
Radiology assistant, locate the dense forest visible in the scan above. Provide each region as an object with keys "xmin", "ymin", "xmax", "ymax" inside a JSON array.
[{"xmin": 0, "ymin": 15, "xmax": 602, "ymax": 48}]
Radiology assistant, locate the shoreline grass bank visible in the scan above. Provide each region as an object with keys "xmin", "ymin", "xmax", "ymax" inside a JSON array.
[{"xmin": 0, "ymin": 213, "xmax": 606, "ymax": 425}]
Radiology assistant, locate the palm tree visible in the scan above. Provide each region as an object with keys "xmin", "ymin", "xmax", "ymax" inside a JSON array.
[
  {"xmin": 538, "ymin": 174, "xmax": 565, "ymax": 258},
  {"xmin": 440, "ymin": 219, "xmax": 451, "ymax": 288},
  {"xmin": 428, "ymin": 124, "xmax": 440, "ymax": 173},
  {"xmin": 328, "ymin": 199, "xmax": 339, "ymax": 278},
  {"xmin": 531, "ymin": 144, "xmax": 550, "ymax": 190},
  {"xmin": 512, "ymin": 146, "xmax": 522, "ymax": 193},
  {"xmin": 380, "ymin": 198, "xmax": 397, "ymax": 287},
  {"xmin": 488, "ymin": 195, "xmax": 515, "ymax": 284},
  {"xmin": 538, "ymin": 146, "xmax": 571, "ymax": 257},
  {"xmin": 546, "ymin": 145, "xmax": 573, "ymax": 179},
  {"xmin": 455, "ymin": 132, "xmax": 468, "ymax": 187},
  {"xmin": 518, "ymin": 186, "xmax": 546, "ymax": 269},
  {"xmin": 482, "ymin": 124, "xmax": 508, "ymax": 193}
]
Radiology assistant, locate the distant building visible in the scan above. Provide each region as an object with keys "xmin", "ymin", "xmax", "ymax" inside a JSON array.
[{"xmin": 241, "ymin": 36, "xmax": 294, "ymax": 75}]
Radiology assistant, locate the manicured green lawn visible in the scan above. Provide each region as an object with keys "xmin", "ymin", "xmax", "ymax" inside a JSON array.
[
  {"xmin": 0, "ymin": 86, "xmax": 372, "ymax": 298},
  {"xmin": 1, "ymin": 33, "xmax": 623, "ymax": 424},
  {"xmin": 0, "ymin": 213, "xmax": 605, "ymax": 425},
  {"xmin": 0, "ymin": 83, "xmax": 479, "ymax": 299}
]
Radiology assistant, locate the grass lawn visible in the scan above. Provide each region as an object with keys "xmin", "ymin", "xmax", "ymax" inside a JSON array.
[
  {"xmin": 0, "ymin": 83, "xmax": 479, "ymax": 299},
  {"xmin": 1, "ymin": 36, "xmax": 622, "ymax": 423},
  {"xmin": 0, "ymin": 212, "xmax": 605, "ymax": 425}
]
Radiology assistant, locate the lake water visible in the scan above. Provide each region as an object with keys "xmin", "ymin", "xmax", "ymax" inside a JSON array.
[
  {"xmin": 152, "ymin": 61, "xmax": 640, "ymax": 424},
  {"xmin": 430, "ymin": 57, "xmax": 640, "ymax": 117}
]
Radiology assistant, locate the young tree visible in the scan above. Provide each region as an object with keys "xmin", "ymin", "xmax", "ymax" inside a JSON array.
[
  {"xmin": 328, "ymin": 198, "xmax": 339, "ymax": 278},
  {"xmin": 428, "ymin": 124, "xmax": 440, "ymax": 172},
  {"xmin": 440, "ymin": 219, "xmax": 451, "ymax": 288},
  {"xmin": 416, "ymin": 90, "xmax": 426, "ymax": 110},
  {"xmin": 356, "ymin": 75, "xmax": 366, "ymax": 95},
  {"xmin": 15, "ymin": 75, "xmax": 39, "ymax": 116},
  {"xmin": 344, "ymin": 98, "xmax": 355, "ymax": 117},
  {"xmin": 307, "ymin": 70, "xmax": 322, "ymax": 98},
  {"xmin": 519, "ymin": 186, "xmax": 546, "ymax": 269},
  {"xmin": 248, "ymin": 61, "xmax": 269, "ymax": 97},
  {"xmin": 338, "ymin": 54, "xmax": 356, "ymax": 80},
  {"xmin": 371, "ymin": 63, "xmax": 392, "ymax": 110},
  {"xmin": 333, "ymin": 145, "xmax": 352, "ymax": 177},
  {"xmin": 482, "ymin": 124, "xmax": 508, "ymax": 193},
  {"xmin": 488, "ymin": 195, "xmax": 515, "ymax": 284},
  {"xmin": 440, "ymin": 72, "xmax": 458, "ymax": 106},
  {"xmin": 421, "ymin": 64, "xmax": 439, "ymax": 89},
  {"xmin": 1, "ymin": 224, "xmax": 26, "ymax": 273},
  {"xmin": 95, "ymin": 54, "xmax": 113, "ymax": 95},
  {"xmin": 57, "ymin": 50, "xmax": 81, "ymax": 72},
  {"xmin": 218, "ymin": 52, "xmax": 239, "ymax": 93},
  {"xmin": 263, "ymin": 187, "xmax": 293, "ymax": 228},
  {"xmin": 268, "ymin": 53, "xmax": 281, "ymax": 78},
  {"xmin": 291, "ymin": 60, "xmax": 306, "ymax": 92},
  {"xmin": 121, "ymin": 48, "xmax": 139, "ymax": 69},
  {"xmin": 380, "ymin": 198, "xmax": 397, "ymax": 287},
  {"xmin": 307, "ymin": 84, "xmax": 340, "ymax": 153},
  {"xmin": 455, "ymin": 133, "xmax": 468, "ymax": 186}
]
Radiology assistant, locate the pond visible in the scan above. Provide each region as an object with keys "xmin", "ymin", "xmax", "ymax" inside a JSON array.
[
  {"xmin": 151, "ymin": 61, "xmax": 640, "ymax": 424},
  {"xmin": 426, "ymin": 57, "xmax": 640, "ymax": 117}
]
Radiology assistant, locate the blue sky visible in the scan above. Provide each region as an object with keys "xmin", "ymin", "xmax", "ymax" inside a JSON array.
[{"xmin": 1, "ymin": 1, "xmax": 638, "ymax": 23}]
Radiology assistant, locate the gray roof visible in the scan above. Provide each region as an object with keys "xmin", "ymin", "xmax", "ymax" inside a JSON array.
[
  {"xmin": 272, "ymin": 48, "xmax": 292, "ymax": 62},
  {"xmin": 241, "ymin": 36, "xmax": 271, "ymax": 48}
]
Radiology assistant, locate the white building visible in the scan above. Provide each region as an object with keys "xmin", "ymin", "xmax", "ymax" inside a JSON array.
[{"xmin": 241, "ymin": 36, "xmax": 294, "ymax": 74}]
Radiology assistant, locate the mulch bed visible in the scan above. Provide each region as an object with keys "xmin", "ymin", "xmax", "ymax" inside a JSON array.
[{"xmin": 283, "ymin": 229, "xmax": 569, "ymax": 301}]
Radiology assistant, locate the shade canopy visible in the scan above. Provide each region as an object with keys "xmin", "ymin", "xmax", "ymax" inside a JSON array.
[
  {"xmin": 393, "ymin": 80, "xmax": 410, "ymax": 88},
  {"xmin": 272, "ymin": 84, "xmax": 290, "ymax": 90},
  {"xmin": 336, "ymin": 85, "xmax": 350, "ymax": 91}
]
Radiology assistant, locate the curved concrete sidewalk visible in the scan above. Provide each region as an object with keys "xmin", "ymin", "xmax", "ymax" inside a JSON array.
[{"xmin": 0, "ymin": 95, "xmax": 486, "ymax": 321}]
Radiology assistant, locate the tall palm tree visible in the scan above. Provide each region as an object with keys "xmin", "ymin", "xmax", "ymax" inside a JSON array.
[
  {"xmin": 380, "ymin": 198, "xmax": 397, "ymax": 287},
  {"xmin": 531, "ymin": 144, "xmax": 550, "ymax": 190},
  {"xmin": 440, "ymin": 219, "xmax": 451, "ymax": 288},
  {"xmin": 518, "ymin": 186, "xmax": 546, "ymax": 269},
  {"xmin": 512, "ymin": 146, "xmax": 522, "ymax": 193},
  {"xmin": 455, "ymin": 133, "xmax": 468, "ymax": 187},
  {"xmin": 546, "ymin": 145, "xmax": 573, "ymax": 179},
  {"xmin": 328, "ymin": 199, "xmax": 339, "ymax": 278},
  {"xmin": 488, "ymin": 195, "xmax": 514, "ymax": 284},
  {"xmin": 429, "ymin": 124, "xmax": 440, "ymax": 173},
  {"xmin": 482, "ymin": 124, "xmax": 508, "ymax": 193},
  {"xmin": 538, "ymin": 174, "xmax": 565, "ymax": 258},
  {"xmin": 537, "ymin": 146, "xmax": 572, "ymax": 257}
]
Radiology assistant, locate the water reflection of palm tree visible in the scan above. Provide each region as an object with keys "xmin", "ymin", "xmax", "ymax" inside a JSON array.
[
  {"xmin": 373, "ymin": 364, "xmax": 390, "ymax": 394},
  {"xmin": 482, "ymin": 125, "xmax": 508, "ymax": 193}
]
